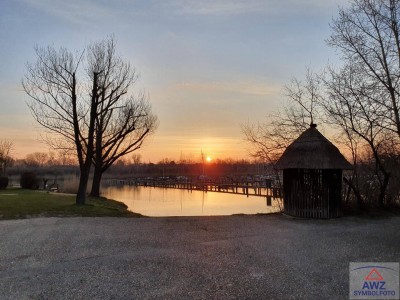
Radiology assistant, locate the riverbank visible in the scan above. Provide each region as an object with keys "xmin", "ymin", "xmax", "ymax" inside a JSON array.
[
  {"xmin": 0, "ymin": 188, "xmax": 142, "ymax": 219},
  {"xmin": 0, "ymin": 214, "xmax": 399, "ymax": 299}
]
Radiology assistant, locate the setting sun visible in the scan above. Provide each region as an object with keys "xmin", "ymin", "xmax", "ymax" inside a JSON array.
[{"xmin": 206, "ymin": 156, "xmax": 212, "ymax": 162}]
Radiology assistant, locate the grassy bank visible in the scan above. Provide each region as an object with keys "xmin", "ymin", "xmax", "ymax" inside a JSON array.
[{"xmin": 0, "ymin": 188, "xmax": 143, "ymax": 220}]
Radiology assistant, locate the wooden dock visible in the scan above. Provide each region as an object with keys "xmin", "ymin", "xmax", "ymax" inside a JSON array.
[{"xmin": 103, "ymin": 177, "xmax": 283, "ymax": 202}]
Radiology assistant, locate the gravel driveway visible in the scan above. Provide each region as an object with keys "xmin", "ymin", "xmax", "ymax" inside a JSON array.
[{"xmin": 0, "ymin": 214, "xmax": 399, "ymax": 299}]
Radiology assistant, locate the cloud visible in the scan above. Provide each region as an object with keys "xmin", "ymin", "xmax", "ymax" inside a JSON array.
[
  {"xmin": 162, "ymin": 0, "xmax": 348, "ymax": 17},
  {"xmin": 162, "ymin": 0, "xmax": 264, "ymax": 16},
  {"xmin": 19, "ymin": 0, "xmax": 120, "ymax": 25},
  {"xmin": 18, "ymin": 0, "xmax": 349, "ymax": 26}
]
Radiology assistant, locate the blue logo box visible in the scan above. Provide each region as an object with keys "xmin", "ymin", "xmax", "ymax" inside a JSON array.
[{"xmin": 350, "ymin": 262, "xmax": 399, "ymax": 299}]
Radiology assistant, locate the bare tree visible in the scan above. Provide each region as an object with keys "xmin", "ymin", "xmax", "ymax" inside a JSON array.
[
  {"xmin": 23, "ymin": 37, "xmax": 157, "ymax": 201},
  {"xmin": 0, "ymin": 139, "xmax": 13, "ymax": 175},
  {"xmin": 322, "ymin": 65, "xmax": 392, "ymax": 207},
  {"xmin": 56, "ymin": 149, "xmax": 77, "ymax": 166},
  {"xmin": 130, "ymin": 154, "xmax": 142, "ymax": 165},
  {"xmin": 328, "ymin": 0, "xmax": 400, "ymax": 139},
  {"xmin": 24, "ymin": 152, "xmax": 49, "ymax": 167},
  {"xmin": 322, "ymin": 0, "xmax": 400, "ymax": 207},
  {"xmin": 23, "ymin": 40, "xmax": 107, "ymax": 204},
  {"xmin": 85, "ymin": 39, "xmax": 157, "ymax": 197},
  {"xmin": 242, "ymin": 69, "xmax": 321, "ymax": 163}
]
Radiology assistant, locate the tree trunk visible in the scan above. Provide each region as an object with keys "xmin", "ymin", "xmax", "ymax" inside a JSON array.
[
  {"xmin": 76, "ymin": 168, "xmax": 90, "ymax": 205},
  {"xmin": 343, "ymin": 177, "xmax": 363, "ymax": 211},
  {"xmin": 90, "ymin": 119, "xmax": 103, "ymax": 198},
  {"xmin": 378, "ymin": 173, "xmax": 390, "ymax": 208},
  {"xmin": 74, "ymin": 71, "xmax": 99, "ymax": 205},
  {"xmin": 90, "ymin": 166, "xmax": 102, "ymax": 197}
]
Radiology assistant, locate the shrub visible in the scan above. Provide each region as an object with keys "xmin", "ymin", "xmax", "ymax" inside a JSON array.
[
  {"xmin": 0, "ymin": 176, "xmax": 8, "ymax": 189},
  {"xmin": 20, "ymin": 172, "xmax": 39, "ymax": 189}
]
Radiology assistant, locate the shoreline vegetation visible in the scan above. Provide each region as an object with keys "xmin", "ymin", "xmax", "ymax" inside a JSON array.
[{"xmin": 0, "ymin": 188, "xmax": 144, "ymax": 220}]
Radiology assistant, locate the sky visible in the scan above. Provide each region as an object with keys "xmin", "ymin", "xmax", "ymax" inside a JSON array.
[{"xmin": 0, "ymin": 0, "xmax": 348, "ymax": 162}]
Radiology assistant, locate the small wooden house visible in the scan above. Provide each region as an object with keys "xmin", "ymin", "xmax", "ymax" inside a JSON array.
[{"xmin": 275, "ymin": 124, "xmax": 352, "ymax": 218}]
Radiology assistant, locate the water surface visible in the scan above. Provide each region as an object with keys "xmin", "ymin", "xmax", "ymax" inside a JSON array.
[{"xmin": 101, "ymin": 185, "xmax": 281, "ymax": 217}]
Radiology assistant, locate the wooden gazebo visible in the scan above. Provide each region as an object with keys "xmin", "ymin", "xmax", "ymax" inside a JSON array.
[{"xmin": 275, "ymin": 124, "xmax": 352, "ymax": 219}]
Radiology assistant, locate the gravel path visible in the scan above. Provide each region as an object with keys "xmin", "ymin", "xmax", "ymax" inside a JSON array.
[{"xmin": 0, "ymin": 214, "xmax": 399, "ymax": 299}]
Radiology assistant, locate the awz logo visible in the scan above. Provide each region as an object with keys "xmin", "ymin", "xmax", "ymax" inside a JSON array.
[{"xmin": 349, "ymin": 263, "xmax": 399, "ymax": 299}]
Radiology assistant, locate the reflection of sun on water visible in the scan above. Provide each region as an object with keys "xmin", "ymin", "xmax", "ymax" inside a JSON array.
[{"xmin": 206, "ymin": 156, "xmax": 212, "ymax": 162}]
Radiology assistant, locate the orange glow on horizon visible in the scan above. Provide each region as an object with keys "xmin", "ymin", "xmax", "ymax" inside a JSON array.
[{"xmin": 206, "ymin": 156, "xmax": 212, "ymax": 162}]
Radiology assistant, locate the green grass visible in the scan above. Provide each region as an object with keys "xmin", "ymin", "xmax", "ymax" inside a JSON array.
[{"xmin": 0, "ymin": 188, "xmax": 144, "ymax": 220}]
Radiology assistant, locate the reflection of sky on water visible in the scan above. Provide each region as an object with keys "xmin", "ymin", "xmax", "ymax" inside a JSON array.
[{"xmin": 101, "ymin": 186, "xmax": 280, "ymax": 217}]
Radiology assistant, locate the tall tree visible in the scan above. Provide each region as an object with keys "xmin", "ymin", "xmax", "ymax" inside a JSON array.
[
  {"xmin": 324, "ymin": 0, "xmax": 400, "ymax": 206},
  {"xmin": 91, "ymin": 39, "xmax": 157, "ymax": 196},
  {"xmin": 86, "ymin": 39, "xmax": 157, "ymax": 197},
  {"xmin": 23, "ymin": 40, "xmax": 105, "ymax": 204}
]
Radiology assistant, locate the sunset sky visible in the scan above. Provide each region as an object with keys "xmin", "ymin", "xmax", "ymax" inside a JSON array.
[{"xmin": 0, "ymin": 0, "xmax": 347, "ymax": 162}]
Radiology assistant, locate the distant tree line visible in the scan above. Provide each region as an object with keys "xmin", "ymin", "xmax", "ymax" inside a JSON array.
[
  {"xmin": 243, "ymin": 0, "xmax": 400, "ymax": 210},
  {"xmin": 6, "ymin": 151, "xmax": 267, "ymax": 179},
  {"xmin": 106, "ymin": 157, "xmax": 268, "ymax": 179},
  {"xmin": 1, "ymin": 145, "xmax": 271, "ymax": 192}
]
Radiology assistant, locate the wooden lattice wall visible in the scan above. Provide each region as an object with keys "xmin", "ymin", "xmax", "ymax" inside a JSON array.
[{"xmin": 283, "ymin": 169, "xmax": 343, "ymax": 218}]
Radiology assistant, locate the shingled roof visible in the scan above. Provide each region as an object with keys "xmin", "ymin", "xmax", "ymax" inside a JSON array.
[{"xmin": 275, "ymin": 124, "xmax": 353, "ymax": 170}]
